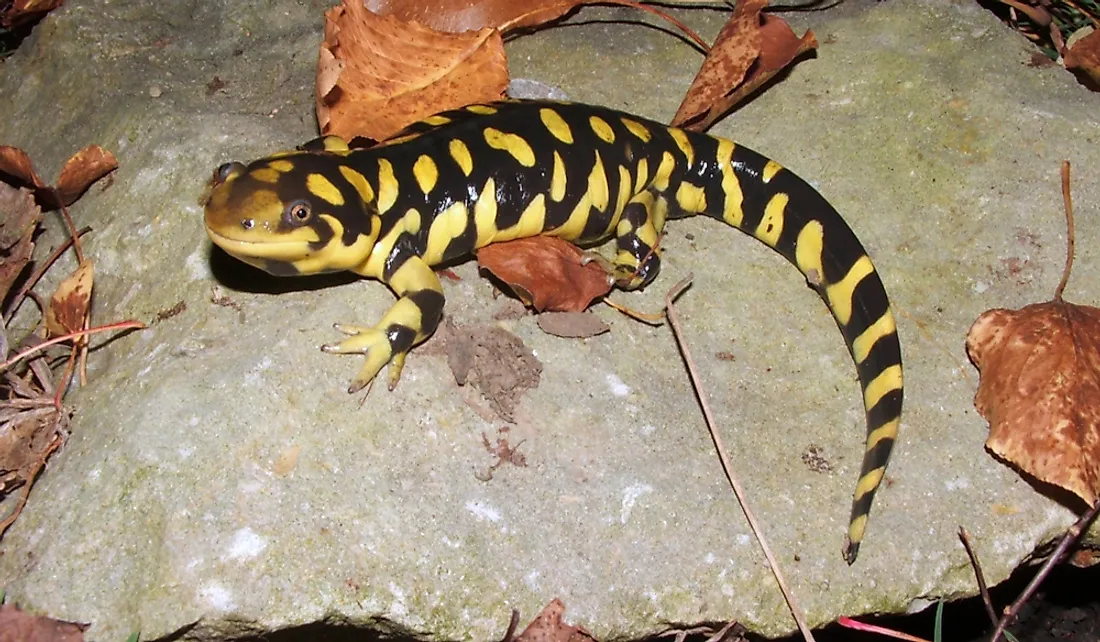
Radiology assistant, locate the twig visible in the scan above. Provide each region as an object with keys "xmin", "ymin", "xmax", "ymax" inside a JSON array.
[
  {"xmin": 663, "ymin": 274, "xmax": 815, "ymax": 642},
  {"xmin": 1053, "ymin": 160, "xmax": 1074, "ymax": 300},
  {"xmin": 836, "ymin": 616, "xmax": 932, "ymax": 642},
  {"xmin": 2, "ymin": 225, "xmax": 93, "ymax": 321},
  {"xmin": 958, "ymin": 527, "xmax": 998, "ymax": 625},
  {"xmin": 0, "ymin": 319, "xmax": 145, "ymax": 374},
  {"xmin": 498, "ymin": 609, "xmax": 520, "ymax": 642},
  {"xmin": 988, "ymin": 501, "xmax": 1100, "ymax": 642}
]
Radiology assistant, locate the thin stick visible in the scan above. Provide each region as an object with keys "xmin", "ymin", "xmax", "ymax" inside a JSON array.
[
  {"xmin": 663, "ymin": 274, "xmax": 815, "ymax": 642},
  {"xmin": 988, "ymin": 501, "xmax": 1100, "ymax": 642},
  {"xmin": 3, "ymin": 226, "xmax": 93, "ymax": 321},
  {"xmin": 837, "ymin": 616, "xmax": 932, "ymax": 642},
  {"xmin": 1054, "ymin": 160, "xmax": 1074, "ymax": 300},
  {"xmin": 958, "ymin": 527, "xmax": 998, "ymax": 625},
  {"xmin": 498, "ymin": 609, "xmax": 520, "ymax": 642},
  {"xmin": 0, "ymin": 319, "xmax": 145, "ymax": 373}
]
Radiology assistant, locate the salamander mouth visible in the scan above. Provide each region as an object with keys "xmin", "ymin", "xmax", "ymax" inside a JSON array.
[{"xmin": 205, "ymin": 227, "xmax": 313, "ymax": 263}]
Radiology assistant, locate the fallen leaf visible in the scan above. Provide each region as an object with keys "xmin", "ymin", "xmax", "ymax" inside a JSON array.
[
  {"xmin": 1064, "ymin": 27, "xmax": 1100, "ymax": 89},
  {"xmin": 45, "ymin": 260, "xmax": 94, "ymax": 339},
  {"xmin": 671, "ymin": 0, "xmax": 817, "ymax": 131},
  {"xmin": 362, "ymin": 0, "xmax": 586, "ymax": 33},
  {"xmin": 966, "ymin": 300, "xmax": 1100, "ymax": 506},
  {"xmin": 477, "ymin": 237, "xmax": 612, "ymax": 313},
  {"xmin": 316, "ymin": 0, "xmax": 509, "ymax": 141},
  {"xmin": 536, "ymin": 311, "xmax": 610, "ymax": 338},
  {"xmin": 0, "ymin": 145, "xmax": 47, "ymax": 189},
  {"xmin": 55, "ymin": 145, "xmax": 119, "ymax": 207},
  {"xmin": 0, "ymin": 183, "xmax": 43, "ymax": 302},
  {"xmin": 515, "ymin": 599, "xmax": 595, "ymax": 642},
  {"xmin": 0, "ymin": 603, "xmax": 87, "ymax": 642},
  {"xmin": 0, "ymin": 0, "xmax": 65, "ymax": 28}
]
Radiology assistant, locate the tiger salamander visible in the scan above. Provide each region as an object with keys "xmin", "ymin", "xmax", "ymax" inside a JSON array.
[{"xmin": 203, "ymin": 100, "xmax": 904, "ymax": 563}]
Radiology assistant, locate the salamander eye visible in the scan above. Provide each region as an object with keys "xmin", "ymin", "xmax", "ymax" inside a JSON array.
[
  {"xmin": 283, "ymin": 199, "xmax": 312, "ymax": 226},
  {"xmin": 215, "ymin": 161, "xmax": 244, "ymax": 184}
]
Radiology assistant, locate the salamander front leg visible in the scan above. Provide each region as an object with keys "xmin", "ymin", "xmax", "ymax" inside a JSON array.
[{"xmin": 322, "ymin": 254, "xmax": 445, "ymax": 393}]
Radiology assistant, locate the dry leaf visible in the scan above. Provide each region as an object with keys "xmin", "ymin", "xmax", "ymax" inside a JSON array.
[
  {"xmin": 0, "ymin": 183, "xmax": 43, "ymax": 302},
  {"xmin": 536, "ymin": 311, "xmax": 609, "ymax": 338},
  {"xmin": 515, "ymin": 599, "xmax": 595, "ymax": 642},
  {"xmin": 671, "ymin": 0, "xmax": 817, "ymax": 131},
  {"xmin": 316, "ymin": 0, "xmax": 509, "ymax": 141},
  {"xmin": 444, "ymin": 321, "xmax": 542, "ymax": 422},
  {"xmin": 477, "ymin": 237, "xmax": 612, "ymax": 313},
  {"xmin": 0, "ymin": 145, "xmax": 47, "ymax": 189},
  {"xmin": 363, "ymin": 0, "xmax": 586, "ymax": 33},
  {"xmin": 45, "ymin": 260, "xmax": 94, "ymax": 339},
  {"xmin": 0, "ymin": 0, "xmax": 65, "ymax": 28},
  {"xmin": 966, "ymin": 300, "xmax": 1100, "ymax": 506},
  {"xmin": 55, "ymin": 145, "xmax": 119, "ymax": 207},
  {"xmin": 0, "ymin": 603, "xmax": 87, "ymax": 642},
  {"xmin": 1064, "ymin": 27, "xmax": 1100, "ymax": 89}
]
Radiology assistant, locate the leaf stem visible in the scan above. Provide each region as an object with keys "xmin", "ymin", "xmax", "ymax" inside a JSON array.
[{"xmin": 1054, "ymin": 160, "xmax": 1074, "ymax": 300}]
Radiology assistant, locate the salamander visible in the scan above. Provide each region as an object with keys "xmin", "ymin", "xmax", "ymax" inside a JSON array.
[{"xmin": 203, "ymin": 99, "xmax": 903, "ymax": 563}]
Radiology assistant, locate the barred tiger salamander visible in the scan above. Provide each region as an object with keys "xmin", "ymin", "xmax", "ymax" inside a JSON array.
[{"xmin": 203, "ymin": 100, "xmax": 903, "ymax": 563}]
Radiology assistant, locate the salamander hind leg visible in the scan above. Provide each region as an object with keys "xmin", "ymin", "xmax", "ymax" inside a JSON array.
[
  {"xmin": 322, "ymin": 253, "xmax": 445, "ymax": 393},
  {"xmin": 609, "ymin": 192, "xmax": 666, "ymax": 290}
]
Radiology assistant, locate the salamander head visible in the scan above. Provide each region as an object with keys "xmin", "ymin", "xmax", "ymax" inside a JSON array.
[{"xmin": 203, "ymin": 150, "xmax": 381, "ymax": 276}]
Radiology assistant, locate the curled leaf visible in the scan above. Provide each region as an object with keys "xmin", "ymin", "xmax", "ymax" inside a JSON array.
[
  {"xmin": 0, "ymin": 146, "xmax": 46, "ymax": 189},
  {"xmin": 537, "ymin": 311, "xmax": 610, "ymax": 338},
  {"xmin": 363, "ymin": 0, "xmax": 586, "ymax": 33},
  {"xmin": 477, "ymin": 237, "xmax": 612, "ymax": 313},
  {"xmin": 0, "ymin": 183, "xmax": 43, "ymax": 302},
  {"xmin": 46, "ymin": 260, "xmax": 94, "ymax": 339},
  {"xmin": 56, "ymin": 145, "xmax": 119, "ymax": 207},
  {"xmin": 1064, "ymin": 27, "xmax": 1100, "ymax": 89}
]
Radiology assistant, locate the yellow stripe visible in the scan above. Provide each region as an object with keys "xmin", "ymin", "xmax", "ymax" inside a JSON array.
[
  {"xmin": 307, "ymin": 173, "xmax": 344, "ymax": 206},
  {"xmin": 466, "ymin": 104, "xmax": 497, "ymax": 115},
  {"xmin": 717, "ymin": 139, "xmax": 743, "ymax": 228},
  {"xmin": 423, "ymin": 203, "xmax": 468, "ymax": 265},
  {"xmin": 589, "ymin": 151, "xmax": 609, "ymax": 212},
  {"xmin": 853, "ymin": 312, "xmax": 897, "ymax": 364},
  {"xmin": 589, "ymin": 116, "xmax": 615, "ymax": 143},
  {"xmin": 621, "ymin": 118, "xmax": 651, "ymax": 142},
  {"xmin": 473, "ymin": 178, "xmax": 499, "ymax": 247},
  {"xmin": 651, "ymin": 151, "xmax": 676, "ymax": 192},
  {"xmin": 483, "ymin": 127, "xmax": 535, "ymax": 167},
  {"xmin": 754, "ymin": 192, "xmax": 788, "ymax": 247},
  {"xmin": 675, "ymin": 182, "xmax": 706, "ymax": 213},
  {"xmin": 540, "ymin": 108, "xmax": 573, "ymax": 144},
  {"xmin": 853, "ymin": 467, "xmax": 885, "ymax": 501},
  {"xmin": 762, "ymin": 160, "xmax": 783, "ymax": 183},
  {"xmin": 502, "ymin": 194, "xmax": 547, "ymax": 241},
  {"xmin": 826, "ymin": 256, "xmax": 874, "ymax": 326},
  {"xmin": 376, "ymin": 159, "xmax": 398, "ymax": 215},
  {"xmin": 669, "ymin": 128, "xmax": 694, "ymax": 166},
  {"xmin": 794, "ymin": 221, "xmax": 824, "ymax": 282},
  {"xmin": 449, "ymin": 139, "xmax": 473, "ymax": 176},
  {"xmin": 339, "ymin": 166, "xmax": 374, "ymax": 202},
  {"xmin": 550, "ymin": 151, "xmax": 567, "ymax": 202},
  {"xmin": 863, "ymin": 364, "xmax": 903, "ymax": 411},
  {"xmin": 424, "ymin": 115, "xmax": 451, "ymax": 126},
  {"xmin": 413, "ymin": 154, "xmax": 438, "ymax": 195},
  {"xmin": 616, "ymin": 165, "xmax": 632, "ymax": 218},
  {"xmin": 865, "ymin": 418, "xmax": 899, "ymax": 453},
  {"xmin": 633, "ymin": 157, "xmax": 650, "ymax": 193}
]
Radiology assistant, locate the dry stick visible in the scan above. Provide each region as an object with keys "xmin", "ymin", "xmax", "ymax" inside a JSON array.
[
  {"xmin": 498, "ymin": 609, "xmax": 520, "ymax": 642},
  {"xmin": 663, "ymin": 275, "xmax": 815, "ymax": 642},
  {"xmin": 988, "ymin": 501, "xmax": 1100, "ymax": 642},
  {"xmin": 0, "ymin": 320, "xmax": 146, "ymax": 373},
  {"xmin": 2, "ymin": 225, "xmax": 93, "ymax": 322},
  {"xmin": 958, "ymin": 527, "xmax": 998, "ymax": 625},
  {"xmin": 1053, "ymin": 160, "xmax": 1074, "ymax": 300}
]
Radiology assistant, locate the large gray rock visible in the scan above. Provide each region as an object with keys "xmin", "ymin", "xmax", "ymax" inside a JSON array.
[{"xmin": 1, "ymin": 0, "xmax": 1098, "ymax": 640}]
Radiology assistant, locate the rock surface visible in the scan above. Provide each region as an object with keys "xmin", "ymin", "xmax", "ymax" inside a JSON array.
[{"xmin": 0, "ymin": 0, "xmax": 1098, "ymax": 640}]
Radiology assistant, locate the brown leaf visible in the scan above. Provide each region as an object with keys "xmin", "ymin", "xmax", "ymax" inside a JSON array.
[
  {"xmin": 671, "ymin": 0, "xmax": 817, "ymax": 131},
  {"xmin": 55, "ymin": 145, "xmax": 119, "ymax": 207},
  {"xmin": 537, "ymin": 311, "xmax": 610, "ymax": 338},
  {"xmin": 444, "ymin": 321, "xmax": 542, "ymax": 422},
  {"xmin": 0, "ymin": 145, "xmax": 47, "ymax": 189},
  {"xmin": 0, "ymin": 183, "xmax": 43, "ymax": 302},
  {"xmin": 0, "ymin": 601, "xmax": 86, "ymax": 642},
  {"xmin": 966, "ymin": 299, "xmax": 1100, "ymax": 506},
  {"xmin": 45, "ymin": 260, "xmax": 94, "ymax": 339},
  {"xmin": 478, "ymin": 237, "xmax": 612, "ymax": 313},
  {"xmin": 362, "ymin": 0, "xmax": 586, "ymax": 33},
  {"xmin": 1064, "ymin": 28, "xmax": 1100, "ymax": 89},
  {"xmin": 0, "ymin": 0, "xmax": 65, "ymax": 28},
  {"xmin": 316, "ymin": 0, "xmax": 509, "ymax": 141},
  {"xmin": 515, "ymin": 599, "xmax": 595, "ymax": 642}
]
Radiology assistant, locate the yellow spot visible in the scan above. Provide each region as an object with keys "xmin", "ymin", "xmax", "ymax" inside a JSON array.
[
  {"xmin": 376, "ymin": 159, "xmax": 398, "ymax": 214},
  {"xmin": 483, "ymin": 127, "xmax": 535, "ymax": 167},
  {"xmin": 413, "ymin": 154, "xmax": 438, "ymax": 195},
  {"xmin": 826, "ymin": 256, "xmax": 874, "ymax": 326},
  {"xmin": 320, "ymin": 136, "xmax": 350, "ymax": 153},
  {"xmin": 424, "ymin": 115, "xmax": 451, "ymax": 126},
  {"xmin": 499, "ymin": 194, "xmax": 547, "ymax": 241},
  {"xmin": 615, "ymin": 165, "xmax": 632, "ymax": 218},
  {"xmin": 307, "ymin": 173, "xmax": 344, "ymax": 206},
  {"xmin": 403, "ymin": 208, "xmax": 421, "ymax": 235},
  {"xmin": 339, "ymin": 166, "xmax": 374, "ymax": 202},
  {"xmin": 675, "ymin": 182, "xmax": 706, "ymax": 214},
  {"xmin": 589, "ymin": 151, "xmax": 609, "ymax": 212},
  {"xmin": 853, "ymin": 312, "xmax": 898, "ymax": 364},
  {"xmin": 865, "ymin": 418, "xmax": 899, "ymax": 453},
  {"xmin": 669, "ymin": 128, "xmax": 694, "ymax": 166},
  {"xmin": 549, "ymin": 153, "xmax": 608, "ymax": 240},
  {"xmin": 550, "ymin": 151, "xmax": 567, "ymax": 202},
  {"xmin": 589, "ymin": 116, "xmax": 615, "ymax": 143},
  {"xmin": 268, "ymin": 159, "xmax": 294, "ymax": 173},
  {"xmin": 449, "ymin": 139, "xmax": 473, "ymax": 176},
  {"xmin": 863, "ymin": 364, "xmax": 903, "ymax": 413},
  {"xmin": 467, "ymin": 104, "xmax": 498, "ymax": 115},
  {"xmin": 755, "ymin": 192, "xmax": 788, "ymax": 247},
  {"xmin": 795, "ymin": 220, "xmax": 825, "ymax": 279},
  {"xmin": 717, "ymin": 139, "xmax": 744, "ymax": 228},
  {"xmin": 540, "ymin": 108, "xmax": 574, "ymax": 144},
  {"xmin": 633, "ymin": 157, "xmax": 649, "ymax": 193},
  {"xmin": 423, "ymin": 203, "xmax": 468, "ymax": 265},
  {"xmin": 651, "ymin": 151, "xmax": 676, "ymax": 191},
  {"xmin": 763, "ymin": 160, "xmax": 783, "ymax": 183},
  {"xmin": 853, "ymin": 467, "xmax": 885, "ymax": 501},
  {"xmin": 621, "ymin": 118, "xmax": 651, "ymax": 142},
  {"xmin": 847, "ymin": 515, "xmax": 868, "ymax": 545},
  {"xmin": 474, "ymin": 178, "xmax": 499, "ymax": 247},
  {"xmin": 249, "ymin": 168, "xmax": 281, "ymax": 184}
]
